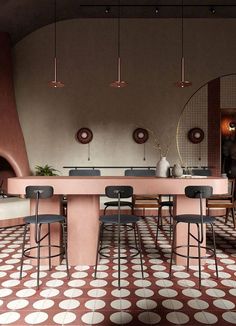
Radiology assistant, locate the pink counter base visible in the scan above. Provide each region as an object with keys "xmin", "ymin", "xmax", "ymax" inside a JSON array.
[{"xmin": 8, "ymin": 176, "xmax": 228, "ymax": 266}]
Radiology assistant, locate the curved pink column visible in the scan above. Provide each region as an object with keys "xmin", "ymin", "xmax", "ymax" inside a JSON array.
[{"xmin": 0, "ymin": 32, "xmax": 30, "ymax": 177}]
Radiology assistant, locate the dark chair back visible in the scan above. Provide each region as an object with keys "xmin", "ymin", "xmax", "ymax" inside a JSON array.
[
  {"xmin": 191, "ymin": 169, "xmax": 212, "ymax": 176},
  {"xmin": 26, "ymin": 186, "xmax": 53, "ymax": 199},
  {"xmin": 105, "ymin": 186, "xmax": 133, "ymax": 199},
  {"xmin": 185, "ymin": 186, "xmax": 213, "ymax": 199},
  {"xmin": 125, "ymin": 169, "xmax": 155, "ymax": 176},
  {"xmin": 69, "ymin": 169, "xmax": 101, "ymax": 176}
]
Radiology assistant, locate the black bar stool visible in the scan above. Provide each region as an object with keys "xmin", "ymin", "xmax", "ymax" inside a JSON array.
[
  {"xmin": 94, "ymin": 186, "xmax": 144, "ymax": 289},
  {"xmin": 19, "ymin": 186, "xmax": 70, "ymax": 289},
  {"xmin": 169, "ymin": 185, "xmax": 218, "ymax": 288}
]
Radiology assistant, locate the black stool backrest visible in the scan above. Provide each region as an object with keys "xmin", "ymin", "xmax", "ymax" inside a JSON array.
[
  {"xmin": 69, "ymin": 169, "xmax": 101, "ymax": 176},
  {"xmin": 191, "ymin": 169, "xmax": 212, "ymax": 176},
  {"xmin": 26, "ymin": 186, "xmax": 53, "ymax": 199},
  {"xmin": 105, "ymin": 186, "xmax": 133, "ymax": 199},
  {"xmin": 185, "ymin": 186, "xmax": 213, "ymax": 199},
  {"xmin": 125, "ymin": 169, "xmax": 155, "ymax": 176}
]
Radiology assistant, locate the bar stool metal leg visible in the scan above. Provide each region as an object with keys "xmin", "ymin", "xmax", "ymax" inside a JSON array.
[
  {"xmin": 48, "ymin": 224, "xmax": 52, "ymax": 271},
  {"xmin": 211, "ymin": 224, "xmax": 219, "ymax": 279},
  {"xmin": 187, "ymin": 223, "xmax": 190, "ymax": 271},
  {"xmin": 62, "ymin": 221, "xmax": 70, "ymax": 279},
  {"xmin": 94, "ymin": 224, "xmax": 102, "ymax": 279},
  {"xmin": 197, "ymin": 224, "xmax": 201, "ymax": 288},
  {"xmin": 169, "ymin": 221, "xmax": 177, "ymax": 278},
  {"xmin": 135, "ymin": 223, "xmax": 144, "ymax": 279},
  {"xmin": 20, "ymin": 224, "xmax": 28, "ymax": 279}
]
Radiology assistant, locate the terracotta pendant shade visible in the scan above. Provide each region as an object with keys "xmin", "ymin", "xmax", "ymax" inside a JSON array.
[
  {"xmin": 175, "ymin": 57, "xmax": 192, "ymax": 88},
  {"xmin": 110, "ymin": 57, "xmax": 127, "ymax": 88}
]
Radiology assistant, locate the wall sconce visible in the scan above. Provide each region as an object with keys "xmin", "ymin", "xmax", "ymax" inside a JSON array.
[{"xmin": 229, "ymin": 121, "xmax": 236, "ymax": 131}]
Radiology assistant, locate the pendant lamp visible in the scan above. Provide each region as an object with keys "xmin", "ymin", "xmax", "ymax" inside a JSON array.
[
  {"xmin": 175, "ymin": 0, "xmax": 192, "ymax": 88},
  {"xmin": 48, "ymin": 0, "xmax": 64, "ymax": 88},
  {"xmin": 110, "ymin": 0, "xmax": 127, "ymax": 88}
]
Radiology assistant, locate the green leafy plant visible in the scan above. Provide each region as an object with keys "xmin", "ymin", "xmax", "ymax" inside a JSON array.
[{"xmin": 35, "ymin": 164, "xmax": 60, "ymax": 176}]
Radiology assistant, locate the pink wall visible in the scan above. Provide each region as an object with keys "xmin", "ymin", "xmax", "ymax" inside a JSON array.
[{"xmin": 0, "ymin": 32, "xmax": 30, "ymax": 179}]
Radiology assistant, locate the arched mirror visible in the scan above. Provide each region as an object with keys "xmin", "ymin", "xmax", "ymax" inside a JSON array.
[{"xmin": 177, "ymin": 73, "xmax": 236, "ymax": 177}]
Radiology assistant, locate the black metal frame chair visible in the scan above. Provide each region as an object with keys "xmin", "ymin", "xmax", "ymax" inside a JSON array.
[
  {"xmin": 169, "ymin": 185, "xmax": 218, "ymax": 288},
  {"xmin": 207, "ymin": 178, "xmax": 236, "ymax": 228},
  {"xmin": 19, "ymin": 186, "xmax": 70, "ymax": 289},
  {"xmin": 69, "ymin": 169, "xmax": 101, "ymax": 176},
  {"xmin": 94, "ymin": 185, "xmax": 144, "ymax": 289},
  {"xmin": 156, "ymin": 195, "xmax": 174, "ymax": 241}
]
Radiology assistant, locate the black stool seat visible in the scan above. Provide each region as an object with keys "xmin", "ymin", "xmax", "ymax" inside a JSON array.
[
  {"xmin": 25, "ymin": 214, "xmax": 65, "ymax": 224},
  {"xmin": 160, "ymin": 201, "xmax": 173, "ymax": 207},
  {"xmin": 104, "ymin": 201, "xmax": 133, "ymax": 207},
  {"xmin": 100, "ymin": 214, "xmax": 140, "ymax": 224},
  {"xmin": 174, "ymin": 214, "xmax": 215, "ymax": 224}
]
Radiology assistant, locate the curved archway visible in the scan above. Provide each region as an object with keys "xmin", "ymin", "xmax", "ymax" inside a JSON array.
[{"xmin": 177, "ymin": 73, "xmax": 236, "ymax": 176}]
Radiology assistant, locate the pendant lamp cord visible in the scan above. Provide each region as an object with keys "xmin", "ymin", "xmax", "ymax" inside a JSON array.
[
  {"xmin": 54, "ymin": 0, "xmax": 57, "ymax": 59},
  {"xmin": 181, "ymin": 0, "xmax": 184, "ymax": 59},
  {"xmin": 117, "ymin": 0, "xmax": 121, "ymax": 59}
]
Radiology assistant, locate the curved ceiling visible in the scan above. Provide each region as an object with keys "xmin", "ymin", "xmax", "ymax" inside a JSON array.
[{"xmin": 0, "ymin": 0, "xmax": 236, "ymax": 44}]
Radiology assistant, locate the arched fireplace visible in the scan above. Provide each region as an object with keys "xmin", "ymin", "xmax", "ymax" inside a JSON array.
[{"xmin": 0, "ymin": 32, "xmax": 30, "ymax": 196}]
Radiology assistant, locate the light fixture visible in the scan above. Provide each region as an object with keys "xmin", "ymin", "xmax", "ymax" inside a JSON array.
[
  {"xmin": 110, "ymin": 0, "xmax": 127, "ymax": 88},
  {"xmin": 209, "ymin": 6, "xmax": 216, "ymax": 14},
  {"xmin": 175, "ymin": 0, "xmax": 192, "ymax": 88},
  {"xmin": 48, "ymin": 0, "xmax": 64, "ymax": 88}
]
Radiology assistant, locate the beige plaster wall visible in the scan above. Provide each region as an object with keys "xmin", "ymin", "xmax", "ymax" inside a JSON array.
[{"xmin": 13, "ymin": 18, "xmax": 236, "ymax": 175}]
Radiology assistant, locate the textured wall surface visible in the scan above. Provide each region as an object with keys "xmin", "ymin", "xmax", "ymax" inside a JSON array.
[{"xmin": 13, "ymin": 19, "xmax": 236, "ymax": 175}]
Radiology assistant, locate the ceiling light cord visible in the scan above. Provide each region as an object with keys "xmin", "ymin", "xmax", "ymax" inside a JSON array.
[
  {"xmin": 175, "ymin": 0, "xmax": 192, "ymax": 88},
  {"xmin": 48, "ymin": 0, "xmax": 64, "ymax": 88},
  {"xmin": 110, "ymin": 0, "xmax": 127, "ymax": 88}
]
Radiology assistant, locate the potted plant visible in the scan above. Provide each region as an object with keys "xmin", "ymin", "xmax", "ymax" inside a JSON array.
[{"xmin": 35, "ymin": 164, "xmax": 60, "ymax": 176}]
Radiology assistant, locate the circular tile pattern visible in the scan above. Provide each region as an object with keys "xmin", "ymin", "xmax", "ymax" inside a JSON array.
[
  {"xmin": 138, "ymin": 312, "xmax": 161, "ymax": 324},
  {"xmin": 81, "ymin": 312, "xmax": 104, "ymax": 324},
  {"xmin": 85, "ymin": 299, "xmax": 106, "ymax": 310},
  {"xmin": 194, "ymin": 311, "xmax": 218, "ymax": 324},
  {"xmin": 111, "ymin": 299, "xmax": 132, "ymax": 310},
  {"xmin": 0, "ymin": 312, "xmax": 20, "ymax": 324},
  {"xmin": 7, "ymin": 299, "xmax": 29, "ymax": 310},
  {"xmin": 33, "ymin": 299, "xmax": 55, "ymax": 310},
  {"xmin": 59, "ymin": 299, "xmax": 80, "ymax": 310},
  {"xmin": 110, "ymin": 312, "xmax": 133, "ymax": 324},
  {"xmin": 162, "ymin": 299, "xmax": 183, "ymax": 310},
  {"xmin": 136, "ymin": 299, "xmax": 158, "ymax": 310},
  {"xmin": 53, "ymin": 311, "xmax": 77, "ymax": 324},
  {"xmin": 166, "ymin": 311, "xmax": 189, "ymax": 324},
  {"xmin": 24, "ymin": 311, "xmax": 48, "ymax": 324},
  {"xmin": 222, "ymin": 312, "xmax": 236, "ymax": 324}
]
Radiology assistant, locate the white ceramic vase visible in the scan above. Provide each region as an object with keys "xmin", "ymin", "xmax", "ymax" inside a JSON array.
[
  {"xmin": 156, "ymin": 156, "xmax": 170, "ymax": 177},
  {"xmin": 172, "ymin": 163, "xmax": 183, "ymax": 177}
]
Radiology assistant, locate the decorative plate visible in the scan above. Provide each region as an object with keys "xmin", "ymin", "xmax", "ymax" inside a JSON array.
[
  {"xmin": 76, "ymin": 128, "xmax": 93, "ymax": 144},
  {"xmin": 133, "ymin": 128, "xmax": 149, "ymax": 144},
  {"xmin": 187, "ymin": 127, "xmax": 204, "ymax": 144}
]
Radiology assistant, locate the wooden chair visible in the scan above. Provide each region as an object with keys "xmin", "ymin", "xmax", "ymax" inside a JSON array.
[
  {"xmin": 124, "ymin": 169, "xmax": 160, "ymax": 216},
  {"xmin": 206, "ymin": 178, "xmax": 235, "ymax": 228}
]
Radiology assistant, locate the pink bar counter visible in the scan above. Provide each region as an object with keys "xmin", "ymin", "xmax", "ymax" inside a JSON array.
[{"xmin": 8, "ymin": 176, "xmax": 227, "ymax": 266}]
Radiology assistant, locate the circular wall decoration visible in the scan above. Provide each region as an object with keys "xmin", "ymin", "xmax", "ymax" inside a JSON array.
[
  {"xmin": 133, "ymin": 128, "xmax": 149, "ymax": 144},
  {"xmin": 76, "ymin": 128, "xmax": 93, "ymax": 144},
  {"xmin": 188, "ymin": 127, "xmax": 204, "ymax": 144}
]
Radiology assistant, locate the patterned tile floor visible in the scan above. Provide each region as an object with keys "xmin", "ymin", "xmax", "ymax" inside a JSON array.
[{"xmin": 0, "ymin": 216, "xmax": 236, "ymax": 325}]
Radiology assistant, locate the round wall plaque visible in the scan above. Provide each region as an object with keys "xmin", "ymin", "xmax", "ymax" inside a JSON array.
[
  {"xmin": 187, "ymin": 127, "xmax": 204, "ymax": 144},
  {"xmin": 76, "ymin": 128, "xmax": 93, "ymax": 144},
  {"xmin": 133, "ymin": 128, "xmax": 149, "ymax": 144}
]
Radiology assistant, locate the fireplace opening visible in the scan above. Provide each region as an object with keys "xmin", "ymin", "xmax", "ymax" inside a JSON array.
[{"xmin": 0, "ymin": 157, "xmax": 16, "ymax": 196}]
